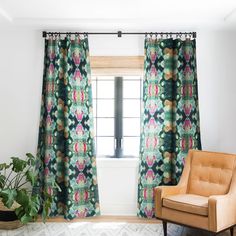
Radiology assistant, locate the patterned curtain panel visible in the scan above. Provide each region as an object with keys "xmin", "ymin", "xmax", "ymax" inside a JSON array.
[
  {"xmin": 137, "ymin": 37, "xmax": 201, "ymax": 218},
  {"xmin": 37, "ymin": 36, "xmax": 100, "ymax": 220}
]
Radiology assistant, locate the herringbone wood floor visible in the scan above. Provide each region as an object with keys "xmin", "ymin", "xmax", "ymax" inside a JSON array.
[{"xmin": 42, "ymin": 216, "xmax": 235, "ymax": 235}]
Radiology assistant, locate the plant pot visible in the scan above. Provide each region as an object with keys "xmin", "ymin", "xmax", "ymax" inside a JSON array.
[{"xmin": 0, "ymin": 199, "xmax": 23, "ymax": 229}]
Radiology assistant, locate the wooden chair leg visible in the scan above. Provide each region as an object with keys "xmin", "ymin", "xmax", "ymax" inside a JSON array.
[
  {"xmin": 162, "ymin": 221, "xmax": 167, "ymax": 236},
  {"xmin": 230, "ymin": 227, "xmax": 234, "ymax": 236}
]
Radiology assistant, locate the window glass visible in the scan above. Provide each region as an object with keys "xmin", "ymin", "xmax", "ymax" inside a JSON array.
[
  {"xmin": 123, "ymin": 80, "xmax": 141, "ymax": 98},
  {"xmin": 92, "ymin": 99, "xmax": 97, "ymax": 117},
  {"xmin": 93, "ymin": 118, "xmax": 96, "ymax": 137},
  {"xmin": 97, "ymin": 118, "xmax": 114, "ymax": 136},
  {"xmin": 92, "ymin": 81, "xmax": 97, "ymax": 98},
  {"xmin": 123, "ymin": 137, "xmax": 140, "ymax": 157},
  {"xmin": 92, "ymin": 76, "xmax": 142, "ymax": 158},
  {"xmin": 123, "ymin": 99, "xmax": 140, "ymax": 117},
  {"xmin": 97, "ymin": 80, "xmax": 114, "ymax": 98},
  {"xmin": 97, "ymin": 99, "xmax": 114, "ymax": 117},
  {"xmin": 97, "ymin": 137, "xmax": 114, "ymax": 156},
  {"xmin": 123, "ymin": 118, "xmax": 140, "ymax": 136}
]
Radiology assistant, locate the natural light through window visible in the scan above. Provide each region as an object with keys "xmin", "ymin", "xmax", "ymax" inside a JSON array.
[{"xmin": 92, "ymin": 76, "xmax": 142, "ymax": 158}]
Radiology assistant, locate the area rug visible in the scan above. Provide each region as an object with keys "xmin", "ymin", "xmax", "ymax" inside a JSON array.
[{"xmin": 0, "ymin": 222, "xmax": 183, "ymax": 236}]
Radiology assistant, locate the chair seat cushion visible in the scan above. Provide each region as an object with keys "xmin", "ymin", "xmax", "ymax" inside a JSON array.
[{"xmin": 163, "ymin": 194, "xmax": 208, "ymax": 216}]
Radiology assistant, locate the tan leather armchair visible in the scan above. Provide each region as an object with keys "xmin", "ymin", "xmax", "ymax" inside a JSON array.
[{"xmin": 154, "ymin": 150, "xmax": 236, "ymax": 236}]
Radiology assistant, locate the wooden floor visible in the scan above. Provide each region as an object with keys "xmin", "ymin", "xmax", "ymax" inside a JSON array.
[
  {"xmin": 40, "ymin": 215, "xmax": 158, "ymax": 224},
  {"xmin": 39, "ymin": 216, "xmax": 235, "ymax": 235}
]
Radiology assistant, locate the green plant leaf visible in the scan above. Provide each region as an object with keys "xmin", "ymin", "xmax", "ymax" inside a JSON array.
[
  {"xmin": 0, "ymin": 153, "xmax": 57, "ymax": 224},
  {"xmin": 0, "ymin": 189, "xmax": 17, "ymax": 208},
  {"xmin": 26, "ymin": 153, "xmax": 36, "ymax": 165},
  {"xmin": 15, "ymin": 206, "xmax": 24, "ymax": 218},
  {"xmin": 26, "ymin": 171, "xmax": 36, "ymax": 186},
  {"xmin": 31, "ymin": 195, "xmax": 40, "ymax": 205},
  {"xmin": 0, "ymin": 163, "xmax": 10, "ymax": 171},
  {"xmin": 15, "ymin": 189, "xmax": 29, "ymax": 207},
  {"xmin": 20, "ymin": 214, "xmax": 32, "ymax": 224},
  {"xmin": 15, "ymin": 191, "xmax": 40, "ymax": 223},
  {"xmin": 11, "ymin": 157, "xmax": 27, "ymax": 173},
  {"xmin": 28, "ymin": 196, "xmax": 40, "ymax": 217},
  {"xmin": 26, "ymin": 153, "xmax": 35, "ymax": 159}
]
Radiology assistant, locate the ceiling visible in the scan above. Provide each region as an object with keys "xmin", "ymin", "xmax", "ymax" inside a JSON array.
[{"xmin": 0, "ymin": 0, "xmax": 236, "ymax": 31}]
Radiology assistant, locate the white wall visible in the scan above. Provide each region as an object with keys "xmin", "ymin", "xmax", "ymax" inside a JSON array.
[
  {"xmin": 96, "ymin": 158, "xmax": 139, "ymax": 215},
  {"xmin": 0, "ymin": 30, "xmax": 43, "ymax": 159},
  {"xmin": 197, "ymin": 31, "xmax": 236, "ymax": 153},
  {"xmin": 0, "ymin": 29, "xmax": 236, "ymax": 215}
]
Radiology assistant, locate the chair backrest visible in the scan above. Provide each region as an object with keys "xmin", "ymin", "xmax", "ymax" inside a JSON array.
[{"xmin": 187, "ymin": 150, "xmax": 236, "ymax": 197}]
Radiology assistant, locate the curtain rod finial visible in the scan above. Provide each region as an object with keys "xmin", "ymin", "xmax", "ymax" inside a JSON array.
[
  {"xmin": 42, "ymin": 31, "xmax": 47, "ymax": 38},
  {"xmin": 193, "ymin": 32, "xmax": 197, "ymax": 38}
]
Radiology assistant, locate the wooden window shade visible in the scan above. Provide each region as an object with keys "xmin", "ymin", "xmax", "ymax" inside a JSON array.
[{"xmin": 90, "ymin": 56, "xmax": 144, "ymax": 76}]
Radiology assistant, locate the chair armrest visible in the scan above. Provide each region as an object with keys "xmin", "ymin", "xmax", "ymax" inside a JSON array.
[
  {"xmin": 208, "ymin": 194, "xmax": 236, "ymax": 232},
  {"xmin": 154, "ymin": 185, "xmax": 187, "ymax": 217}
]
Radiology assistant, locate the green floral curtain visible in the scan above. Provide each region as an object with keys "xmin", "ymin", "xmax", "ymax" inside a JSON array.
[
  {"xmin": 137, "ymin": 37, "xmax": 201, "ymax": 218},
  {"xmin": 37, "ymin": 36, "xmax": 100, "ymax": 220}
]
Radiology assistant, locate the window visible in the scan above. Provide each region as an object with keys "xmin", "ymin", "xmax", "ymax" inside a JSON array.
[{"xmin": 92, "ymin": 76, "xmax": 142, "ymax": 158}]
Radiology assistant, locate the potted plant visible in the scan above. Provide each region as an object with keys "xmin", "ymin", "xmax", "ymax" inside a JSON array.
[{"xmin": 0, "ymin": 153, "xmax": 57, "ymax": 229}]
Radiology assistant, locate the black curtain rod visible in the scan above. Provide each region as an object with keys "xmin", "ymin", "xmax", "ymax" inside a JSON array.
[{"xmin": 42, "ymin": 31, "xmax": 196, "ymax": 38}]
